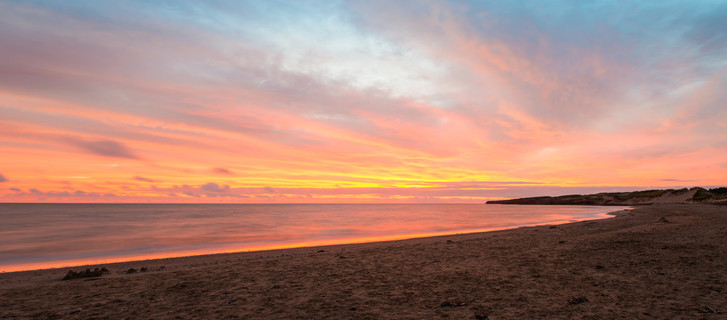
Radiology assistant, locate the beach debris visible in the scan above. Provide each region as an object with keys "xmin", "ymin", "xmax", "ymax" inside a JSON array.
[
  {"xmin": 272, "ymin": 284, "xmax": 282, "ymax": 289},
  {"xmin": 569, "ymin": 297, "xmax": 589, "ymax": 305},
  {"xmin": 558, "ymin": 240, "xmax": 566, "ymax": 244},
  {"xmin": 658, "ymin": 216, "xmax": 670, "ymax": 223},
  {"xmin": 126, "ymin": 268, "xmax": 138, "ymax": 274},
  {"xmin": 62, "ymin": 267, "xmax": 109, "ymax": 280},
  {"xmin": 440, "ymin": 301, "xmax": 467, "ymax": 307},
  {"xmin": 317, "ymin": 249, "xmax": 326, "ymax": 253},
  {"xmin": 596, "ymin": 264, "xmax": 605, "ymax": 270},
  {"xmin": 446, "ymin": 240, "xmax": 454, "ymax": 244},
  {"xmin": 68, "ymin": 308, "xmax": 82, "ymax": 315}
]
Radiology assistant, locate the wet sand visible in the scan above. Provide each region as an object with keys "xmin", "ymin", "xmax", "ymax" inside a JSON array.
[{"xmin": 1, "ymin": 204, "xmax": 725, "ymax": 319}]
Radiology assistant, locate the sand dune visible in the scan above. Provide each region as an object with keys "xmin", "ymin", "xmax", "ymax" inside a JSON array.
[{"xmin": 1, "ymin": 204, "xmax": 725, "ymax": 319}]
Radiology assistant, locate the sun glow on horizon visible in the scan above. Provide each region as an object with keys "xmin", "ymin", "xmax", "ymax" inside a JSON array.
[{"xmin": 0, "ymin": 1, "xmax": 725, "ymax": 203}]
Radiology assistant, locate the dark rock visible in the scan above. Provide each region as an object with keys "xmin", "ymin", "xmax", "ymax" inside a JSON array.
[
  {"xmin": 272, "ymin": 284, "xmax": 281, "ymax": 289},
  {"xmin": 441, "ymin": 301, "xmax": 467, "ymax": 307},
  {"xmin": 62, "ymin": 267, "xmax": 109, "ymax": 280},
  {"xmin": 569, "ymin": 297, "xmax": 589, "ymax": 305},
  {"xmin": 658, "ymin": 217, "xmax": 670, "ymax": 223},
  {"xmin": 317, "ymin": 250, "xmax": 326, "ymax": 253},
  {"xmin": 126, "ymin": 268, "xmax": 137, "ymax": 274},
  {"xmin": 140, "ymin": 267, "xmax": 148, "ymax": 272},
  {"xmin": 700, "ymin": 305, "xmax": 720, "ymax": 314}
]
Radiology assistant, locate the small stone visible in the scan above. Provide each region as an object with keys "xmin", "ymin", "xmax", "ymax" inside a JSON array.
[
  {"xmin": 702, "ymin": 305, "xmax": 720, "ymax": 314},
  {"xmin": 569, "ymin": 297, "xmax": 589, "ymax": 305}
]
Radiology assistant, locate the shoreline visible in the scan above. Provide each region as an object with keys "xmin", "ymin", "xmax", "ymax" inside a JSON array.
[
  {"xmin": 1, "ymin": 204, "xmax": 725, "ymax": 319},
  {"xmin": 0, "ymin": 204, "xmax": 626, "ymax": 274}
]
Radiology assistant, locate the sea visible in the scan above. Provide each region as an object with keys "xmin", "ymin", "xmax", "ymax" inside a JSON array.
[{"xmin": 0, "ymin": 203, "xmax": 628, "ymax": 272}]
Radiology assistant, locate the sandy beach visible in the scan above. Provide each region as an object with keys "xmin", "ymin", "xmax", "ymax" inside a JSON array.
[{"xmin": 1, "ymin": 203, "xmax": 725, "ymax": 319}]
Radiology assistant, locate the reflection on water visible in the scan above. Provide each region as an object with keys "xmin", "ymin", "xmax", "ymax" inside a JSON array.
[{"xmin": 0, "ymin": 203, "xmax": 627, "ymax": 272}]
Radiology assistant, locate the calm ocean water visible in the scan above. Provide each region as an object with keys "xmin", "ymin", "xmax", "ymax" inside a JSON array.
[{"xmin": 0, "ymin": 203, "xmax": 627, "ymax": 272}]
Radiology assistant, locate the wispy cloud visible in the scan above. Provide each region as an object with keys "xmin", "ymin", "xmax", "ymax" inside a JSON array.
[
  {"xmin": 66, "ymin": 138, "xmax": 139, "ymax": 159},
  {"xmin": 212, "ymin": 167, "xmax": 233, "ymax": 175}
]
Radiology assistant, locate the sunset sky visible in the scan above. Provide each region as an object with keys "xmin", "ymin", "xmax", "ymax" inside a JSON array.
[{"xmin": 1, "ymin": 0, "xmax": 725, "ymax": 203}]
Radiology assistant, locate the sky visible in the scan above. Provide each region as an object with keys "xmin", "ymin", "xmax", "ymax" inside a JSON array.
[{"xmin": 0, "ymin": 0, "xmax": 725, "ymax": 203}]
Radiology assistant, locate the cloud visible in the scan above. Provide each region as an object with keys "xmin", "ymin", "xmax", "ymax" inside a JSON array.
[
  {"xmin": 183, "ymin": 191, "xmax": 200, "ymax": 197},
  {"xmin": 9, "ymin": 187, "xmax": 21, "ymax": 192},
  {"xmin": 212, "ymin": 167, "xmax": 233, "ymax": 175},
  {"xmin": 134, "ymin": 176, "xmax": 156, "ymax": 182},
  {"xmin": 0, "ymin": 173, "xmax": 6, "ymax": 182},
  {"xmin": 660, "ymin": 179, "xmax": 696, "ymax": 182},
  {"xmin": 18, "ymin": 188, "xmax": 116, "ymax": 198},
  {"xmin": 264, "ymin": 186, "xmax": 275, "ymax": 193},
  {"xmin": 166, "ymin": 183, "xmax": 252, "ymax": 199},
  {"xmin": 200, "ymin": 182, "xmax": 230, "ymax": 193},
  {"xmin": 67, "ymin": 138, "xmax": 139, "ymax": 159}
]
